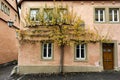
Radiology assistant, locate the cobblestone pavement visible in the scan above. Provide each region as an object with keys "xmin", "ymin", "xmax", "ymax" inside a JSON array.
[
  {"xmin": 0, "ymin": 65, "xmax": 15, "ymax": 80},
  {"xmin": 11, "ymin": 71, "xmax": 120, "ymax": 80},
  {"xmin": 1, "ymin": 65, "xmax": 120, "ymax": 80}
]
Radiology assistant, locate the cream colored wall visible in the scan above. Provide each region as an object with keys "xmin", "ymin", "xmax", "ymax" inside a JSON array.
[{"xmin": 19, "ymin": 1, "xmax": 120, "ymax": 69}]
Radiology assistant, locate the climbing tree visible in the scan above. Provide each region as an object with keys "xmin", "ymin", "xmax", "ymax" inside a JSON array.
[{"xmin": 17, "ymin": 4, "xmax": 110, "ymax": 73}]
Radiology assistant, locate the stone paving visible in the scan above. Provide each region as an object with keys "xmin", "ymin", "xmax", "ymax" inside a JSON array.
[
  {"xmin": 0, "ymin": 65, "xmax": 15, "ymax": 80},
  {"xmin": 11, "ymin": 71, "xmax": 120, "ymax": 80},
  {"xmin": 1, "ymin": 65, "xmax": 120, "ymax": 80}
]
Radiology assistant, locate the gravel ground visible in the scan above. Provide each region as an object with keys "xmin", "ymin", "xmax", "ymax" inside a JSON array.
[{"xmin": 11, "ymin": 71, "xmax": 120, "ymax": 80}]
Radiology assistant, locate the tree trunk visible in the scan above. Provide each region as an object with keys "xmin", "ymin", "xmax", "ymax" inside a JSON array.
[{"xmin": 59, "ymin": 45, "xmax": 64, "ymax": 73}]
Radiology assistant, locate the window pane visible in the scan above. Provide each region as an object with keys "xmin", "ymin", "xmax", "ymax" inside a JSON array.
[
  {"xmin": 76, "ymin": 49, "xmax": 80, "ymax": 58},
  {"xmin": 43, "ymin": 44, "xmax": 47, "ymax": 57},
  {"xmin": 30, "ymin": 9, "xmax": 39, "ymax": 21},
  {"xmin": 109, "ymin": 9, "xmax": 112, "ymax": 21},
  {"xmin": 48, "ymin": 43, "xmax": 52, "ymax": 57},
  {"xmin": 81, "ymin": 49, "xmax": 85, "ymax": 58},
  {"xmin": 48, "ymin": 48, "xmax": 51, "ymax": 57},
  {"xmin": 95, "ymin": 9, "xmax": 98, "ymax": 21},
  {"xmin": 81, "ymin": 44, "xmax": 84, "ymax": 49},
  {"xmin": 44, "ymin": 9, "xmax": 53, "ymax": 22},
  {"xmin": 95, "ymin": 8, "xmax": 105, "ymax": 22},
  {"xmin": 100, "ymin": 10, "xmax": 103, "ymax": 21},
  {"xmin": 114, "ymin": 9, "xmax": 118, "ymax": 21}
]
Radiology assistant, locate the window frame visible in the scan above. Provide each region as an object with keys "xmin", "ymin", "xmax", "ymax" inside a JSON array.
[
  {"xmin": 30, "ymin": 8, "xmax": 40, "ymax": 21},
  {"xmin": 1, "ymin": 2, "xmax": 4, "ymax": 12},
  {"xmin": 109, "ymin": 8, "xmax": 120, "ymax": 23},
  {"xmin": 75, "ymin": 44, "xmax": 87, "ymax": 61},
  {"xmin": 94, "ymin": 8, "xmax": 106, "ymax": 23},
  {"xmin": 44, "ymin": 8, "xmax": 53, "ymax": 22},
  {"xmin": 41, "ymin": 42, "xmax": 53, "ymax": 60}
]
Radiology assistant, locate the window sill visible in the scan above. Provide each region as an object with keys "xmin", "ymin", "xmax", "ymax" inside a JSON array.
[
  {"xmin": 94, "ymin": 21, "xmax": 106, "ymax": 24},
  {"xmin": 40, "ymin": 58, "xmax": 54, "ymax": 61},
  {"xmin": 74, "ymin": 59, "xmax": 88, "ymax": 62}
]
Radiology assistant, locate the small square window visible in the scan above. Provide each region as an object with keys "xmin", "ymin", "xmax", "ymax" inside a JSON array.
[
  {"xmin": 44, "ymin": 8, "xmax": 53, "ymax": 22},
  {"xmin": 58, "ymin": 8, "xmax": 67, "ymax": 23},
  {"xmin": 109, "ymin": 8, "xmax": 119, "ymax": 22},
  {"xmin": 1, "ymin": 2, "xmax": 4, "ymax": 12},
  {"xmin": 75, "ymin": 44, "xmax": 86, "ymax": 60},
  {"xmin": 30, "ymin": 9, "xmax": 39, "ymax": 21},
  {"xmin": 42, "ymin": 43, "xmax": 53, "ymax": 59},
  {"xmin": 95, "ymin": 8, "xmax": 105, "ymax": 22}
]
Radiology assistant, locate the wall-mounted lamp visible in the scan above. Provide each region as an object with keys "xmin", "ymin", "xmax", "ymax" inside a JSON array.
[
  {"xmin": 8, "ymin": 21, "xmax": 14, "ymax": 27},
  {"xmin": 7, "ymin": 21, "xmax": 20, "ymax": 30}
]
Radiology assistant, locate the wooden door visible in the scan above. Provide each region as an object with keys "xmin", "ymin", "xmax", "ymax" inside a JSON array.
[{"xmin": 103, "ymin": 43, "xmax": 114, "ymax": 70}]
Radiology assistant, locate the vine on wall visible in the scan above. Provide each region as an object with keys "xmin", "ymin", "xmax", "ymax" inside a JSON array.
[{"xmin": 17, "ymin": 4, "xmax": 110, "ymax": 45}]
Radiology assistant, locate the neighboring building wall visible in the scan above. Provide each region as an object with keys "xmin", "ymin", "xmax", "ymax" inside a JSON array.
[
  {"xmin": 0, "ymin": 0, "xmax": 19, "ymax": 64},
  {"xmin": 19, "ymin": 1, "xmax": 120, "ymax": 74}
]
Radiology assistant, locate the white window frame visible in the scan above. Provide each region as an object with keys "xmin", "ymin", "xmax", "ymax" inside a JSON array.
[
  {"xmin": 42, "ymin": 43, "xmax": 53, "ymax": 60},
  {"xmin": 95, "ymin": 8, "xmax": 105, "ymax": 22},
  {"xmin": 30, "ymin": 9, "xmax": 39, "ymax": 21},
  {"xmin": 109, "ymin": 8, "xmax": 119, "ymax": 22},
  {"xmin": 75, "ymin": 44, "xmax": 86, "ymax": 60}
]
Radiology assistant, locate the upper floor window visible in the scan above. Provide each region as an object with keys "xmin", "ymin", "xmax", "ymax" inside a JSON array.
[
  {"xmin": 58, "ymin": 8, "xmax": 67, "ymax": 23},
  {"xmin": 109, "ymin": 8, "xmax": 119, "ymax": 22},
  {"xmin": 1, "ymin": 2, "xmax": 4, "ymax": 11},
  {"xmin": 30, "ymin": 9, "xmax": 39, "ymax": 21},
  {"xmin": 95, "ymin": 8, "xmax": 105, "ymax": 22},
  {"xmin": 1, "ymin": 2, "xmax": 10, "ymax": 16},
  {"xmin": 44, "ymin": 8, "xmax": 53, "ymax": 22},
  {"xmin": 75, "ymin": 44, "xmax": 86, "ymax": 60},
  {"xmin": 4, "ymin": 5, "xmax": 7, "ymax": 13},
  {"xmin": 42, "ymin": 43, "xmax": 53, "ymax": 60},
  {"xmin": 15, "ymin": 15, "xmax": 17, "ymax": 21}
]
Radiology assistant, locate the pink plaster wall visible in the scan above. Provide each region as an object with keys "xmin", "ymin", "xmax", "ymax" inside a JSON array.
[
  {"xmin": 0, "ymin": 0, "xmax": 20, "ymax": 28},
  {"xmin": 0, "ymin": 0, "xmax": 19, "ymax": 64},
  {"xmin": 0, "ymin": 20, "xmax": 18, "ymax": 64},
  {"xmin": 19, "ymin": 1, "xmax": 120, "ymax": 68}
]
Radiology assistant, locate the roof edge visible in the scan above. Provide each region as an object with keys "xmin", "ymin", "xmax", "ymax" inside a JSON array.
[{"xmin": 18, "ymin": 0, "xmax": 120, "ymax": 8}]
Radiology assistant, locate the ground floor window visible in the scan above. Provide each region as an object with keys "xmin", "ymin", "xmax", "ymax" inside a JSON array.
[
  {"xmin": 75, "ymin": 44, "xmax": 86, "ymax": 60},
  {"xmin": 42, "ymin": 43, "xmax": 53, "ymax": 59}
]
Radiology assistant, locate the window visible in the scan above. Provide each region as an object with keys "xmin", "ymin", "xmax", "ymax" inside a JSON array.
[
  {"xmin": 1, "ymin": 2, "xmax": 4, "ymax": 11},
  {"xmin": 15, "ymin": 15, "xmax": 17, "ymax": 21},
  {"xmin": 42, "ymin": 43, "xmax": 53, "ymax": 59},
  {"xmin": 95, "ymin": 8, "xmax": 105, "ymax": 22},
  {"xmin": 44, "ymin": 8, "xmax": 53, "ymax": 22},
  {"xmin": 109, "ymin": 8, "xmax": 119, "ymax": 22},
  {"xmin": 75, "ymin": 44, "xmax": 86, "ymax": 60},
  {"xmin": 30, "ymin": 9, "xmax": 39, "ymax": 21},
  {"xmin": 4, "ymin": 5, "xmax": 7, "ymax": 13},
  {"xmin": 7, "ymin": 8, "xmax": 10, "ymax": 15},
  {"xmin": 58, "ymin": 8, "xmax": 67, "ymax": 23}
]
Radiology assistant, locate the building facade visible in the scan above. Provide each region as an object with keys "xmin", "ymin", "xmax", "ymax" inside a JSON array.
[
  {"xmin": 18, "ymin": 0, "xmax": 120, "ymax": 74},
  {"xmin": 0, "ymin": 0, "xmax": 19, "ymax": 64}
]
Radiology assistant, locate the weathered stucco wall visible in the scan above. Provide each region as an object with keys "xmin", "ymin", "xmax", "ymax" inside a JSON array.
[
  {"xmin": 0, "ymin": 0, "xmax": 19, "ymax": 64},
  {"xmin": 19, "ymin": 1, "xmax": 120, "ymax": 73},
  {"xmin": 0, "ymin": 20, "xmax": 18, "ymax": 64}
]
